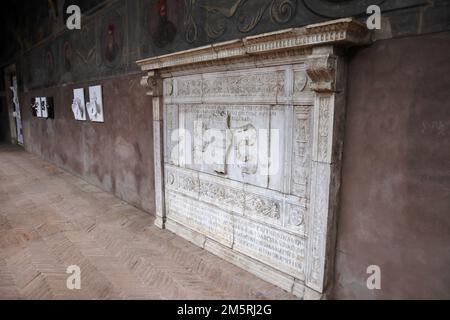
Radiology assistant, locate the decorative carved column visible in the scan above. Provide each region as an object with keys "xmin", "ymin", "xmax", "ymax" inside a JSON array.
[
  {"xmin": 304, "ymin": 46, "xmax": 347, "ymax": 296},
  {"xmin": 141, "ymin": 71, "xmax": 166, "ymax": 229},
  {"xmin": 138, "ymin": 18, "xmax": 370, "ymax": 299}
]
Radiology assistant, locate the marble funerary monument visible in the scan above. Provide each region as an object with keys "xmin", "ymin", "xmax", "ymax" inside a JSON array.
[{"xmin": 137, "ymin": 18, "xmax": 370, "ymax": 299}]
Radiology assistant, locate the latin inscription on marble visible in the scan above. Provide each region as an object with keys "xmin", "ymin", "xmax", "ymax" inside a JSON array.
[
  {"xmin": 234, "ymin": 216, "xmax": 306, "ymax": 279},
  {"xmin": 166, "ymin": 190, "xmax": 233, "ymax": 247},
  {"xmin": 166, "ymin": 186, "xmax": 307, "ymax": 279}
]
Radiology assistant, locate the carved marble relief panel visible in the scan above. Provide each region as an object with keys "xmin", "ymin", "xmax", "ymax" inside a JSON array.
[
  {"xmin": 165, "ymin": 164, "xmax": 308, "ymax": 238},
  {"xmin": 164, "ymin": 163, "xmax": 309, "ymax": 278},
  {"xmin": 161, "ymin": 67, "xmax": 323, "ymax": 295},
  {"xmin": 163, "ymin": 104, "xmax": 179, "ymax": 165},
  {"xmin": 179, "ymin": 104, "xmax": 285, "ymax": 189},
  {"xmin": 138, "ymin": 19, "xmax": 370, "ymax": 298},
  {"xmin": 164, "ymin": 67, "xmax": 291, "ymax": 105},
  {"xmin": 183, "ymin": 104, "xmax": 229, "ymax": 175},
  {"xmin": 291, "ymin": 105, "xmax": 314, "ymax": 198}
]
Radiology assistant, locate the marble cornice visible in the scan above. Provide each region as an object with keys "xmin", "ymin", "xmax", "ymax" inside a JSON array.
[{"xmin": 137, "ymin": 18, "xmax": 370, "ymax": 73}]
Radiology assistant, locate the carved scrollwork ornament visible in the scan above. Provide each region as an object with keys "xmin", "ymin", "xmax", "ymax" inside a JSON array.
[
  {"xmin": 290, "ymin": 206, "xmax": 305, "ymax": 226},
  {"xmin": 167, "ymin": 173, "xmax": 175, "ymax": 186},
  {"xmin": 184, "ymin": 0, "xmax": 198, "ymax": 43},
  {"xmin": 140, "ymin": 71, "xmax": 162, "ymax": 96},
  {"xmin": 270, "ymin": 0, "xmax": 297, "ymax": 24},
  {"xmin": 306, "ymin": 55, "xmax": 337, "ymax": 92}
]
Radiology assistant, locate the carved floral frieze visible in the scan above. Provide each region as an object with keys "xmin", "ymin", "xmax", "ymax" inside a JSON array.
[{"xmin": 165, "ymin": 165, "xmax": 307, "ymax": 234}]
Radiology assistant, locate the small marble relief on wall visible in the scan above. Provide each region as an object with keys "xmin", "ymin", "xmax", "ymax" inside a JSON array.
[
  {"xmin": 87, "ymin": 85, "xmax": 104, "ymax": 123},
  {"xmin": 41, "ymin": 97, "xmax": 49, "ymax": 118},
  {"xmin": 44, "ymin": 97, "xmax": 55, "ymax": 119},
  {"xmin": 30, "ymin": 98, "xmax": 38, "ymax": 117},
  {"xmin": 36, "ymin": 97, "xmax": 43, "ymax": 118},
  {"xmin": 72, "ymin": 88, "xmax": 87, "ymax": 121}
]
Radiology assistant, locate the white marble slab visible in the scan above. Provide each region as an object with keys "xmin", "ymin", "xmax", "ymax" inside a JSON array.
[{"xmin": 138, "ymin": 18, "xmax": 370, "ymax": 297}]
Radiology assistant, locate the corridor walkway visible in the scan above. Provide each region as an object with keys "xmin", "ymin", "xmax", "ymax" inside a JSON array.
[{"xmin": 0, "ymin": 144, "xmax": 296, "ymax": 299}]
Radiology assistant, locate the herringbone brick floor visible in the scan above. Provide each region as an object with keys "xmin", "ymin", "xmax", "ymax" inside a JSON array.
[{"xmin": 0, "ymin": 144, "xmax": 296, "ymax": 300}]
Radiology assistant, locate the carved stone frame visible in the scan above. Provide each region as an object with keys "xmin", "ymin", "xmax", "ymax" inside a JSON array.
[{"xmin": 137, "ymin": 18, "xmax": 370, "ymax": 298}]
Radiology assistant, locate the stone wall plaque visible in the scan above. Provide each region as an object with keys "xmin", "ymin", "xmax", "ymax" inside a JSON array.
[
  {"xmin": 87, "ymin": 85, "xmax": 105, "ymax": 123},
  {"xmin": 36, "ymin": 97, "xmax": 43, "ymax": 118},
  {"xmin": 137, "ymin": 18, "xmax": 370, "ymax": 299}
]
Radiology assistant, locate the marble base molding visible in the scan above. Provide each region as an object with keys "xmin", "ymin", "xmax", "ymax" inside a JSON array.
[{"xmin": 137, "ymin": 18, "xmax": 370, "ymax": 299}]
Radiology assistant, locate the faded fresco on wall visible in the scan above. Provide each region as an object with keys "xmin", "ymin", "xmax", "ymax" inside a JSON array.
[
  {"xmin": 150, "ymin": 0, "xmax": 178, "ymax": 48},
  {"xmin": 2, "ymin": 0, "xmax": 108, "ymax": 64},
  {"xmin": 44, "ymin": 44, "xmax": 58, "ymax": 87},
  {"xmin": 73, "ymin": 21, "xmax": 97, "ymax": 77},
  {"xmin": 100, "ymin": 3, "xmax": 125, "ymax": 70},
  {"xmin": 17, "ymin": 0, "xmax": 437, "ymax": 91},
  {"xmin": 140, "ymin": 0, "xmax": 183, "ymax": 58},
  {"xmin": 183, "ymin": 0, "xmax": 300, "ymax": 43},
  {"xmin": 63, "ymin": 41, "xmax": 73, "ymax": 74}
]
